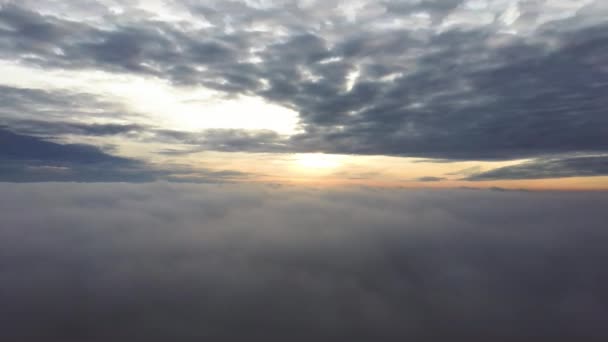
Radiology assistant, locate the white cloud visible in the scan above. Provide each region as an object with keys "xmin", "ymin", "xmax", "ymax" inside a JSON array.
[{"xmin": 0, "ymin": 62, "xmax": 300, "ymax": 134}]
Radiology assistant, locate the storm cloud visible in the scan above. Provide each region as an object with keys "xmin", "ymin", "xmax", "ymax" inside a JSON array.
[{"xmin": 1, "ymin": 183, "xmax": 607, "ymax": 341}]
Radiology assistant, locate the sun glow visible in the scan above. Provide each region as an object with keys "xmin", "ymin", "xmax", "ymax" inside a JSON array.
[
  {"xmin": 0, "ymin": 62, "xmax": 301, "ymax": 135},
  {"xmin": 294, "ymin": 153, "xmax": 344, "ymax": 169}
]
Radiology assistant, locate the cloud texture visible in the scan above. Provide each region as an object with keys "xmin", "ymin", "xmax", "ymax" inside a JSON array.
[
  {"xmin": 1, "ymin": 183, "xmax": 607, "ymax": 341},
  {"xmin": 1, "ymin": 0, "xmax": 608, "ymax": 162}
]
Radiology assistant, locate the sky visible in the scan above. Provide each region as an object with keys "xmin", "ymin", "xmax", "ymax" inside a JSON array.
[
  {"xmin": 1, "ymin": 1, "xmax": 608, "ymax": 341},
  {"xmin": 0, "ymin": 0, "xmax": 607, "ymax": 189}
]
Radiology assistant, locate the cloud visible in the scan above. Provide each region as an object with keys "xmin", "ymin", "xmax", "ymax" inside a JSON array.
[
  {"xmin": 446, "ymin": 165, "xmax": 484, "ymax": 176},
  {"xmin": 153, "ymin": 128, "xmax": 291, "ymax": 153},
  {"xmin": 1, "ymin": 183, "xmax": 607, "ymax": 341},
  {"xmin": 6, "ymin": 120, "xmax": 143, "ymax": 137},
  {"xmin": 467, "ymin": 155, "xmax": 608, "ymax": 180},
  {"xmin": 0, "ymin": 127, "xmax": 158, "ymax": 182},
  {"xmin": 2, "ymin": 1, "xmax": 608, "ymax": 163},
  {"xmin": 0, "ymin": 85, "xmax": 129, "ymax": 125},
  {"xmin": 415, "ymin": 176, "xmax": 445, "ymax": 182},
  {"xmin": 1, "ymin": 0, "xmax": 607, "ymax": 186},
  {"xmin": 0, "ymin": 127, "xmax": 131, "ymax": 164},
  {"xmin": 0, "ymin": 128, "xmax": 251, "ymax": 182}
]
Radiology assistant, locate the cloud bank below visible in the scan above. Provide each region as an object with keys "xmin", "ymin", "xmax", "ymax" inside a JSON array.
[{"xmin": 2, "ymin": 183, "xmax": 607, "ymax": 341}]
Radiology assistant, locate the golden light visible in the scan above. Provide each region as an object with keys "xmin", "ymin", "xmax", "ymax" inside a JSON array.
[{"xmin": 294, "ymin": 153, "xmax": 344, "ymax": 170}]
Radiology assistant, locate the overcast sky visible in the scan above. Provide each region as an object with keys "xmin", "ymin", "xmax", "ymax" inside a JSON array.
[
  {"xmin": 1, "ymin": 2, "xmax": 608, "ymax": 340},
  {"xmin": 0, "ymin": 0, "xmax": 607, "ymax": 189}
]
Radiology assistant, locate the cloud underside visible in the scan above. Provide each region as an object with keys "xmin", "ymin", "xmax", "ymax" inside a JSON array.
[
  {"xmin": 0, "ymin": 128, "xmax": 251, "ymax": 182},
  {"xmin": 2, "ymin": 183, "xmax": 608, "ymax": 341},
  {"xmin": 0, "ymin": 1, "xmax": 607, "ymax": 163},
  {"xmin": 467, "ymin": 155, "xmax": 608, "ymax": 180},
  {"xmin": 4, "ymin": 123, "xmax": 607, "ymax": 183}
]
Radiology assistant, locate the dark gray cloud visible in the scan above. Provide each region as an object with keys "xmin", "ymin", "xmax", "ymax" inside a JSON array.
[
  {"xmin": 153, "ymin": 128, "xmax": 291, "ymax": 153},
  {"xmin": 467, "ymin": 155, "xmax": 608, "ymax": 180},
  {"xmin": 0, "ymin": 127, "xmax": 158, "ymax": 182},
  {"xmin": 287, "ymin": 22, "xmax": 608, "ymax": 160},
  {"xmin": 0, "ymin": 127, "xmax": 131, "ymax": 164},
  {"xmin": 1, "ymin": 0, "xmax": 608, "ymax": 184},
  {"xmin": 0, "ymin": 128, "xmax": 251, "ymax": 182},
  {"xmin": 415, "ymin": 176, "xmax": 445, "ymax": 182},
  {"xmin": 6, "ymin": 120, "xmax": 144, "ymax": 137},
  {"xmin": 0, "ymin": 4, "xmax": 258, "ymax": 89},
  {"xmin": 383, "ymin": 0, "xmax": 465, "ymax": 23},
  {"xmin": 0, "ymin": 85, "xmax": 129, "ymax": 124},
  {"xmin": 1, "ymin": 183, "xmax": 607, "ymax": 341}
]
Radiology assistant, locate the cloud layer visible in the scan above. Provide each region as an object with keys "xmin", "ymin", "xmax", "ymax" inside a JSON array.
[
  {"xmin": 1, "ymin": 183, "xmax": 607, "ymax": 341},
  {"xmin": 1, "ymin": 0, "xmax": 607, "ymax": 165},
  {"xmin": 467, "ymin": 155, "xmax": 608, "ymax": 180},
  {"xmin": 0, "ymin": 128, "xmax": 252, "ymax": 182}
]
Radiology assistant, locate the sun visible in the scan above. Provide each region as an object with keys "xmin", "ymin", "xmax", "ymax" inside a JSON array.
[{"xmin": 294, "ymin": 153, "xmax": 344, "ymax": 170}]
